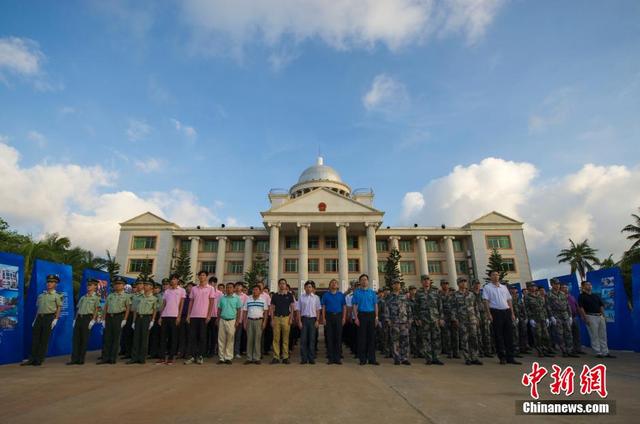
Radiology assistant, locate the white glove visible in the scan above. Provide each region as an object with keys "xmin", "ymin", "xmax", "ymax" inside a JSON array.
[
  {"xmin": 149, "ymin": 321, "xmax": 154, "ymax": 330},
  {"xmin": 51, "ymin": 319, "xmax": 58, "ymax": 329},
  {"xmin": 132, "ymin": 323, "xmax": 136, "ymax": 330},
  {"xmin": 89, "ymin": 320, "xmax": 95, "ymax": 329},
  {"xmin": 121, "ymin": 320, "xmax": 127, "ymax": 328},
  {"xmin": 529, "ymin": 319, "xmax": 536, "ymax": 328},
  {"xmin": 545, "ymin": 319, "xmax": 550, "ymax": 327},
  {"xmin": 515, "ymin": 318, "xmax": 519, "ymax": 325},
  {"xmin": 32, "ymin": 318, "xmax": 36, "ymax": 328},
  {"xmin": 568, "ymin": 317, "xmax": 573, "ymax": 326},
  {"xmin": 550, "ymin": 317, "xmax": 557, "ymax": 325},
  {"xmin": 72, "ymin": 319, "xmax": 76, "ymax": 328}
]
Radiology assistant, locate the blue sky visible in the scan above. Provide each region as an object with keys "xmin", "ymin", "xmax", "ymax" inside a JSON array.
[{"xmin": 1, "ymin": 0, "xmax": 639, "ymax": 277}]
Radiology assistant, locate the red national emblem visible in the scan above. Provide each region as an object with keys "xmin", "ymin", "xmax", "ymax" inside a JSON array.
[
  {"xmin": 522, "ymin": 361, "xmax": 548, "ymax": 399},
  {"xmin": 549, "ymin": 365, "xmax": 575, "ymax": 396},
  {"xmin": 579, "ymin": 364, "xmax": 608, "ymax": 398},
  {"xmin": 318, "ymin": 202, "xmax": 327, "ymax": 212}
]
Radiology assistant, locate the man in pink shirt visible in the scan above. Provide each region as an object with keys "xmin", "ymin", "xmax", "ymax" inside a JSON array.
[
  {"xmin": 185, "ymin": 271, "xmax": 215, "ymax": 365},
  {"xmin": 157, "ymin": 273, "xmax": 186, "ymax": 365}
]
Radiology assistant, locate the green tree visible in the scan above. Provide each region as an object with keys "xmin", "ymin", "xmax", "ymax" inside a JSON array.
[
  {"xmin": 486, "ymin": 248, "xmax": 509, "ymax": 281},
  {"xmin": 384, "ymin": 248, "xmax": 403, "ymax": 289},
  {"xmin": 171, "ymin": 246, "xmax": 192, "ymax": 283},
  {"xmin": 620, "ymin": 248, "xmax": 640, "ymax": 302},
  {"xmin": 137, "ymin": 257, "xmax": 154, "ymax": 282},
  {"xmin": 95, "ymin": 250, "xmax": 120, "ymax": 281},
  {"xmin": 244, "ymin": 254, "xmax": 268, "ymax": 289},
  {"xmin": 557, "ymin": 239, "xmax": 599, "ymax": 281},
  {"xmin": 598, "ymin": 254, "xmax": 616, "ymax": 269},
  {"xmin": 621, "ymin": 207, "xmax": 640, "ymax": 251}
]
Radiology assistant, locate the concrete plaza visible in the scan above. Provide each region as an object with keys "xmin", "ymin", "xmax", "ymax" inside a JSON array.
[{"xmin": 1, "ymin": 348, "xmax": 639, "ymax": 424}]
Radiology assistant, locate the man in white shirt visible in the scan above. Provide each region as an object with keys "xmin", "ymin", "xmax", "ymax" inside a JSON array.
[
  {"xmin": 482, "ymin": 271, "xmax": 521, "ymax": 365},
  {"xmin": 242, "ymin": 285, "xmax": 268, "ymax": 364},
  {"xmin": 297, "ymin": 280, "xmax": 322, "ymax": 364}
]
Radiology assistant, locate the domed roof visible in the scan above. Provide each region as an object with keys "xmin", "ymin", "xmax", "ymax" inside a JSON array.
[{"xmin": 297, "ymin": 157, "xmax": 343, "ymax": 183}]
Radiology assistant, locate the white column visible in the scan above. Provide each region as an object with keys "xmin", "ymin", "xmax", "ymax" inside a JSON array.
[
  {"xmin": 298, "ymin": 223, "xmax": 310, "ymax": 293},
  {"xmin": 416, "ymin": 236, "xmax": 429, "ymax": 277},
  {"xmin": 444, "ymin": 236, "xmax": 458, "ymax": 289},
  {"xmin": 242, "ymin": 236, "xmax": 254, "ymax": 275},
  {"xmin": 337, "ymin": 223, "xmax": 349, "ymax": 293},
  {"xmin": 215, "ymin": 236, "xmax": 227, "ymax": 284},
  {"xmin": 188, "ymin": 236, "xmax": 200, "ymax": 280},
  {"xmin": 389, "ymin": 236, "xmax": 400, "ymax": 252},
  {"xmin": 268, "ymin": 222, "xmax": 280, "ymax": 292},
  {"xmin": 365, "ymin": 222, "xmax": 380, "ymax": 290}
]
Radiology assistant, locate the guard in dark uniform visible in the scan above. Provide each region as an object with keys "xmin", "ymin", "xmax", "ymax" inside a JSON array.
[
  {"xmin": 21, "ymin": 274, "xmax": 62, "ymax": 366},
  {"xmin": 148, "ymin": 280, "xmax": 163, "ymax": 358},
  {"xmin": 127, "ymin": 279, "xmax": 158, "ymax": 364},
  {"xmin": 98, "ymin": 276, "xmax": 131, "ymax": 364},
  {"xmin": 67, "ymin": 278, "xmax": 100, "ymax": 365}
]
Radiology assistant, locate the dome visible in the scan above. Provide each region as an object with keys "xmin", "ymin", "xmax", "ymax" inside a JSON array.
[{"xmin": 297, "ymin": 157, "xmax": 343, "ymax": 184}]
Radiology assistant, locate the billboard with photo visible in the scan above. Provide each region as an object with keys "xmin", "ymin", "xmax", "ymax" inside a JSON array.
[{"xmin": 0, "ymin": 252, "xmax": 25, "ymax": 364}]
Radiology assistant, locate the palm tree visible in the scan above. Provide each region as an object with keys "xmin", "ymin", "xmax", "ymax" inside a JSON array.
[
  {"xmin": 557, "ymin": 239, "xmax": 599, "ymax": 281},
  {"xmin": 621, "ymin": 207, "xmax": 640, "ymax": 251},
  {"xmin": 94, "ymin": 250, "xmax": 120, "ymax": 280},
  {"xmin": 598, "ymin": 254, "xmax": 616, "ymax": 269}
]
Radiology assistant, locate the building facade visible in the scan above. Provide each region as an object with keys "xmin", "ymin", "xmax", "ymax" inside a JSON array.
[{"xmin": 115, "ymin": 158, "xmax": 533, "ymax": 291}]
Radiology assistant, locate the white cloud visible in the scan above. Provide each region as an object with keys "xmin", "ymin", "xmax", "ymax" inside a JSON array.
[
  {"xmin": 171, "ymin": 118, "xmax": 197, "ymax": 139},
  {"xmin": 0, "ymin": 141, "xmax": 232, "ymax": 254},
  {"xmin": 0, "ymin": 37, "xmax": 43, "ymax": 76},
  {"xmin": 180, "ymin": 0, "xmax": 505, "ymax": 57},
  {"xmin": 363, "ymin": 73, "xmax": 409, "ymax": 112},
  {"xmin": 126, "ymin": 119, "xmax": 152, "ymax": 141},
  {"xmin": 528, "ymin": 87, "xmax": 572, "ymax": 134},
  {"xmin": 134, "ymin": 157, "xmax": 163, "ymax": 173},
  {"xmin": 401, "ymin": 157, "xmax": 640, "ymax": 279},
  {"xmin": 26, "ymin": 130, "xmax": 47, "ymax": 148}
]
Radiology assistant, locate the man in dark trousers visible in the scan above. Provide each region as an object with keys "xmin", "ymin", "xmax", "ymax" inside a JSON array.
[
  {"xmin": 67, "ymin": 278, "xmax": 100, "ymax": 365},
  {"xmin": 352, "ymin": 274, "xmax": 379, "ymax": 366},
  {"xmin": 97, "ymin": 276, "xmax": 131, "ymax": 364},
  {"xmin": 322, "ymin": 278, "xmax": 346, "ymax": 364},
  {"xmin": 21, "ymin": 274, "xmax": 62, "ymax": 366},
  {"xmin": 127, "ymin": 279, "xmax": 157, "ymax": 364}
]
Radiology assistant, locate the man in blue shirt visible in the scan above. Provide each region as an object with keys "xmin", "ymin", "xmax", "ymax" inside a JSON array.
[
  {"xmin": 322, "ymin": 278, "xmax": 347, "ymax": 365},
  {"xmin": 352, "ymin": 274, "xmax": 379, "ymax": 365}
]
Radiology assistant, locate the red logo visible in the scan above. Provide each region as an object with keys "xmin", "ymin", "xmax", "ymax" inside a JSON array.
[
  {"xmin": 318, "ymin": 202, "xmax": 327, "ymax": 212},
  {"xmin": 521, "ymin": 362, "xmax": 608, "ymax": 399}
]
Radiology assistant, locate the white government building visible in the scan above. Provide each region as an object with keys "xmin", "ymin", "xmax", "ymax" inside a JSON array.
[{"xmin": 115, "ymin": 157, "xmax": 533, "ymax": 291}]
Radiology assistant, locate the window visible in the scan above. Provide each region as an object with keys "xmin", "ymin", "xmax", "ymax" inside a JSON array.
[
  {"xmin": 376, "ymin": 240, "xmax": 388, "ymax": 252},
  {"xmin": 324, "ymin": 259, "xmax": 338, "ymax": 273},
  {"xmin": 487, "ymin": 235, "xmax": 512, "ymax": 250},
  {"xmin": 456, "ymin": 260, "xmax": 468, "ymax": 274},
  {"xmin": 348, "ymin": 258, "xmax": 360, "ymax": 273},
  {"xmin": 426, "ymin": 240, "xmax": 440, "ymax": 252},
  {"xmin": 226, "ymin": 261, "xmax": 244, "ymax": 274},
  {"xmin": 129, "ymin": 259, "xmax": 153, "ymax": 273},
  {"xmin": 399, "ymin": 240, "xmax": 413, "ymax": 252},
  {"xmin": 285, "ymin": 236, "xmax": 299, "ymax": 249},
  {"xmin": 201, "ymin": 261, "xmax": 216, "ymax": 274},
  {"xmin": 377, "ymin": 261, "xmax": 387, "ymax": 273},
  {"xmin": 308, "ymin": 258, "xmax": 320, "ymax": 273},
  {"xmin": 325, "ymin": 237, "xmax": 338, "ymax": 249},
  {"xmin": 347, "ymin": 236, "xmax": 359, "ymax": 249},
  {"xmin": 400, "ymin": 261, "xmax": 415, "ymax": 274},
  {"xmin": 308, "ymin": 236, "xmax": 320, "ymax": 249},
  {"xmin": 428, "ymin": 261, "xmax": 442, "ymax": 274},
  {"xmin": 132, "ymin": 236, "xmax": 156, "ymax": 250},
  {"xmin": 202, "ymin": 240, "xmax": 218, "ymax": 252},
  {"xmin": 453, "ymin": 239, "xmax": 464, "ymax": 252},
  {"xmin": 181, "ymin": 239, "xmax": 191, "ymax": 252},
  {"xmin": 256, "ymin": 240, "xmax": 269, "ymax": 253},
  {"xmin": 284, "ymin": 258, "xmax": 298, "ymax": 273},
  {"xmin": 230, "ymin": 240, "xmax": 245, "ymax": 252},
  {"xmin": 501, "ymin": 258, "xmax": 517, "ymax": 272}
]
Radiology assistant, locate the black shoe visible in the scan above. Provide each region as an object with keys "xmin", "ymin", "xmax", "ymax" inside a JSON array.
[
  {"xmin": 507, "ymin": 359, "xmax": 522, "ymax": 365},
  {"xmin": 544, "ymin": 353, "xmax": 555, "ymax": 357},
  {"xmin": 453, "ymin": 355, "xmax": 461, "ymax": 359},
  {"xmin": 309, "ymin": 360, "xmax": 316, "ymax": 364},
  {"xmin": 425, "ymin": 360, "xmax": 432, "ymax": 365},
  {"xmin": 282, "ymin": 358, "xmax": 290, "ymax": 364},
  {"xmin": 244, "ymin": 360, "xmax": 252, "ymax": 365},
  {"xmin": 394, "ymin": 360, "xmax": 400, "ymax": 365},
  {"xmin": 402, "ymin": 360, "xmax": 411, "ymax": 366},
  {"xmin": 369, "ymin": 361, "xmax": 380, "ymax": 366},
  {"xmin": 217, "ymin": 360, "xmax": 226, "ymax": 364},
  {"xmin": 465, "ymin": 360, "xmax": 472, "ymax": 365},
  {"xmin": 254, "ymin": 360, "xmax": 261, "ymax": 365},
  {"xmin": 96, "ymin": 360, "xmax": 109, "ymax": 365},
  {"xmin": 125, "ymin": 360, "xmax": 136, "ymax": 365},
  {"xmin": 499, "ymin": 358, "xmax": 506, "ymax": 365},
  {"xmin": 335, "ymin": 360, "xmax": 343, "ymax": 365},
  {"xmin": 485, "ymin": 354, "xmax": 494, "ymax": 358},
  {"xmin": 225, "ymin": 360, "xmax": 232, "ymax": 365},
  {"xmin": 359, "ymin": 361, "xmax": 366, "ymax": 366},
  {"xmin": 20, "ymin": 360, "xmax": 34, "ymax": 366},
  {"xmin": 604, "ymin": 354, "xmax": 616, "ymax": 358},
  {"xmin": 432, "ymin": 359, "xmax": 444, "ymax": 365},
  {"xmin": 300, "ymin": 360, "xmax": 308, "ymax": 365},
  {"xmin": 575, "ymin": 350, "xmax": 587, "ymax": 355},
  {"xmin": 472, "ymin": 360, "xmax": 483, "ymax": 365},
  {"xmin": 65, "ymin": 361, "xmax": 76, "ymax": 365},
  {"xmin": 271, "ymin": 358, "xmax": 280, "ymax": 364}
]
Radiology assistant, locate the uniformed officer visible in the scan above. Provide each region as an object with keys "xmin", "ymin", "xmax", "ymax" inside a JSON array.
[
  {"xmin": 67, "ymin": 278, "xmax": 100, "ymax": 365},
  {"xmin": 408, "ymin": 285, "xmax": 421, "ymax": 358},
  {"xmin": 523, "ymin": 282, "xmax": 554, "ymax": 358},
  {"xmin": 472, "ymin": 280, "xmax": 494, "ymax": 357},
  {"xmin": 127, "ymin": 279, "xmax": 158, "ymax": 364},
  {"xmin": 148, "ymin": 280, "xmax": 163, "ymax": 358},
  {"xmin": 121, "ymin": 278, "xmax": 143, "ymax": 359},
  {"xmin": 385, "ymin": 280, "xmax": 412, "ymax": 365},
  {"xmin": 507, "ymin": 284, "xmax": 524, "ymax": 358},
  {"xmin": 21, "ymin": 274, "xmax": 63, "ymax": 366},
  {"xmin": 98, "ymin": 276, "xmax": 131, "ymax": 364},
  {"xmin": 440, "ymin": 280, "xmax": 459, "ymax": 359},
  {"xmin": 415, "ymin": 275, "xmax": 445, "ymax": 365},
  {"xmin": 452, "ymin": 277, "xmax": 482, "ymax": 365},
  {"xmin": 548, "ymin": 278, "xmax": 579, "ymax": 357}
]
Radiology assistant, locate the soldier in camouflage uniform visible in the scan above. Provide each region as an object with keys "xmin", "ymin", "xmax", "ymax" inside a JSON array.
[
  {"xmin": 523, "ymin": 282, "xmax": 554, "ymax": 357},
  {"xmin": 508, "ymin": 284, "xmax": 524, "ymax": 358},
  {"xmin": 408, "ymin": 285, "xmax": 422, "ymax": 358},
  {"xmin": 539, "ymin": 287, "xmax": 557, "ymax": 354},
  {"xmin": 548, "ymin": 278, "xmax": 579, "ymax": 357},
  {"xmin": 440, "ymin": 281, "xmax": 459, "ymax": 358},
  {"xmin": 415, "ymin": 275, "xmax": 445, "ymax": 365},
  {"xmin": 376, "ymin": 289, "xmax": 387, "ymax": 355},
  {"xmin": 514, "ymin": 284, "xmax": 531, "ymax": 354},
  {"xmin": 472, "ymin": 280, "xmax": 494, "ymax": 357},
  {"xmin": 452, "ymin": 277, "xmax": 482, "ymax": 365},
  {"xmin": 385, "ymin": 280, "xmax": 412, "ymax": 365}
]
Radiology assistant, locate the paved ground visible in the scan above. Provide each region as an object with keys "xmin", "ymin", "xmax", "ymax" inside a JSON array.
[{"xmin": 1, "ymin": 346, "xmax": 639, "ymax": 424}]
